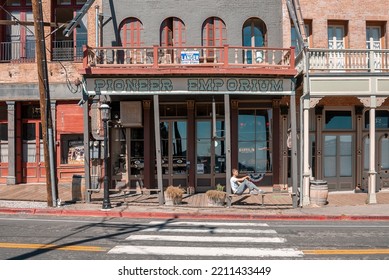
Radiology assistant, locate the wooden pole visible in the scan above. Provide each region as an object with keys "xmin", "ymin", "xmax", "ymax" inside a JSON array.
[{"xmin": 31, "ymin": 0, "xmax": 57, "ymax": 207}]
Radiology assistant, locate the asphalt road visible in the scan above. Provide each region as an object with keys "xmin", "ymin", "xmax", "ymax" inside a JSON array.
[{"xmin": 0, "ymin": 215, "xmax": 389, "ymax": 260}]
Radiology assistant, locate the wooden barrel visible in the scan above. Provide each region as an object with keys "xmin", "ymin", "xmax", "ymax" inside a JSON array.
[{"xmin": 310, "ymin": 180, "xmax": 328, "ymax": 206}]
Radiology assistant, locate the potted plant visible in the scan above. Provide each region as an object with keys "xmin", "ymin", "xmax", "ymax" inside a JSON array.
[
  {"xmin": 206, "ymin": 184, "xmax": 227, "ymax": 206},
  {"xmin": 164, "ymin": 185, "xmax": 185, "ymax": 205}
]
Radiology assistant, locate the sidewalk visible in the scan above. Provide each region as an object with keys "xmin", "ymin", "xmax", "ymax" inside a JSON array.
[{"xmin": 1, "ymin": 184, "xmax": 389, "ymax": 220}]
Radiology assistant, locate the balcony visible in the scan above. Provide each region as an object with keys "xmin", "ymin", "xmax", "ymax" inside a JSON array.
[
  {"xmin": 0, "ymin": 40, "xmax": 85, "ymax": 63},
  {"xmin": 302, "ymin": 48, "xmax": 389, "ymax": 73},
  {"xmin": 81, "ymin": 45, "xmax": 296, "ymax": 76},
  {"xmin": 0, "ymin": 41, "xmax": 35, "ymax": 63},
  {"xmin": 52, "ymin": 40, "xmax": 85, "ymax": 62}
]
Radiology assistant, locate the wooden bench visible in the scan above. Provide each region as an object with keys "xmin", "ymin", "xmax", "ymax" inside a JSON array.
[{"xmin": 228, "ymin": 191, "xmax": 296, "ymax": 206}]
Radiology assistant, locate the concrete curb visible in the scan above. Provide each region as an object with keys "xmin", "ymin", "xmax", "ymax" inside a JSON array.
[{"xmin": 2, "ymin": 207, "xmax": 389, "ymax": 221}]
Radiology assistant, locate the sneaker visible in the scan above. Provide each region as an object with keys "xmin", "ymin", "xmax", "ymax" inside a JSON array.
[
  {"xmin": 250, "ymin": 189, "xmax": 259, "ymax": 195},
  {"xmin": 258, "ymin": 189, "xmax": 265, "ymax": 194}
]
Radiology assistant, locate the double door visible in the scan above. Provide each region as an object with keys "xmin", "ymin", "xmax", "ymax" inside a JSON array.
[
  {"xmin": 363, "ymin": 133, "xmax": 389, "ymax": 191},
  {"xmin": 196, "ymin": 120, "xmax": 226, "ymax": 191},
  {"xmin": 160, "ymin": 120, "xmax": 188, "ymax": 187},
  {"xmin": 22, "ymin": 120, "xmax": 45, "ymax": 183}
]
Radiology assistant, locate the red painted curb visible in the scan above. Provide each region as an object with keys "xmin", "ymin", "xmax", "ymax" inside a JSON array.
[{"xmin": 1, "ymin": 207, "xmax": 389, "ymax": 221}]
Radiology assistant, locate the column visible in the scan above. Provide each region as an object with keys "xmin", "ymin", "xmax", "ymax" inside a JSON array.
[
  {"xmin": 6, "ymin": 101, "xmax": 16, "ymax": 185},
  {"xmin": 272, "ymin": 99, "xmax": 281, "ymax": 187},
  {"xmin": 143, "ymin": 100, "xmax": 153, "ymax": 189},
  {"xmin": 368, "ymin": 97, "xmax": 377, "ymax": 204},
  {"xmin": 187, "ymin": 100, "xmax": 195, "ymax": 188},
  {"xmin": 302, "ymin": 97, "xmax": 310, "ymax": 206}
]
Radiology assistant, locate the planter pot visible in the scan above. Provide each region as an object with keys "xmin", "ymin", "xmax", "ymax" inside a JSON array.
[
  {"xmin": 207, "ymin": 195, "xmax": 226, "ymax": 206},
  {"xmin": 310, "ymin": 180, "xmax": 328, "ymax": 206},
  {"xmin": 164, "ymin": 195, "xmax": 182, "ymax": 205}
]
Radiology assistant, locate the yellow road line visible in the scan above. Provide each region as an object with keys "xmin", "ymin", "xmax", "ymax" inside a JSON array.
[
  {"xmin": 0, "ymin": 242, "xmax": 106, "ymax": 252},
  {"xmin": 303, "ymin": 249, "xmax": 389, "ymax": 255}
]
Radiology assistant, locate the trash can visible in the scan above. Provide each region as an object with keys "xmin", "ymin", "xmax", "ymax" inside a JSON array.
[
  {"xmin": 72, "ymin": 174, "xmax": 85, "ymax": 202},
  {"xmin": 310, "ymin": 180, "xmax": 328, "ymax": 206}
]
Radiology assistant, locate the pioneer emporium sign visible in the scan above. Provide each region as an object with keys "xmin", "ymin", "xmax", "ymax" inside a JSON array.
[{"xmin": 86, "ymin": 77, "xmax": 293, "ymax": 95}]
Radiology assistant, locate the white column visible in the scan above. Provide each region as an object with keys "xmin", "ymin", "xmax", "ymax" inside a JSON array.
[
  {"xmin": 368, "ymin": 96, "xmax": 377, "ymax": 204},
  {"xmin": 302, "ymin": 97, "xmax": 310, "ymax": 206}
]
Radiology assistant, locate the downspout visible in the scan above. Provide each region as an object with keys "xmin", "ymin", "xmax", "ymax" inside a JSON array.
[
  {"xmin": 300, "ymin": 44, "xmax": 310, "ymax": 206},
  {"xmin": 95, "ymin": 5, "xmax": 99, "ymax": 47}
]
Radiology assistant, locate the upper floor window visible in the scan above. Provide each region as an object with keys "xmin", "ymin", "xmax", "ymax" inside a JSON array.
[
  {"xmin": 119, "ymin": 18, "xmax": 143, "ymax": 47},
  {"xmin": 291, "ymin": 22, "xmax": 310, "ymax": 54},
  {"xmin": 243, "ymin": 18, "xmax": 266, "ymax": 48},
  {"xmin": 328, "ymin": 22, "xmax": 347, "ymax": 49},
  {"xmin": 1, "ymin": 1, "xmax": 35, "ymax": 62},
  {"xmin": 160, "ymin": 17, "xmax": 186, "ymax": 47},
  {"xmin": 52, "ymin": 0, "xmax": 87, "ymax": 61},
  {"xmin": 202, "ymin": 17, "xmax": 227, "ymax": 47},
  {"xmin": 366, "ymin": 26, "xmax": 382, "ymax": 50},
  {"xmin": 202, "ymin": 17, "xmax": 226, "ymax": 63}
]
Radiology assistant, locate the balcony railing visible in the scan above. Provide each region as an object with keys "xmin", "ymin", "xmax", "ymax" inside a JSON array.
[
  {"xmin": 0, "ymin": 41, "xmax": 35, "ymax": 63},
  {"xmin": 83, "ymin": 45, "xmax": 295, "ymax": 74},
  {"xmin": 307, "ymin": 48, "xmax": 389, "ymax": 72},
  {"xmin": 52, "ymin": 40, "xmax": 86, "ymax": 62},
  {"xmin": 0, "ymin": 40, "xmax": 85, "ymax": 63}
]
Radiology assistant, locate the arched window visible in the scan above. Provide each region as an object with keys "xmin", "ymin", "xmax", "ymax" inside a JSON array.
[
  {"xmin": 160, "ymin": 17, "xmax": 186, "ymax": 47},
  {"xmin": 202, "ymin": 17, "xmax": 226, "ymax": 62},
  {"xmin": 242, "ymin": 18, "xmax": 267, "ymax": 64},
  {"xmin": 202, "ymin": 17, "xmax": 226, "ymax": 47},
  {"xmin": 119, "ymin": 17, "xmax": 143, "ymax": 47},
  {"xmin": 243, "ymin": 18, "xmax": 267, "ymax": 47}
]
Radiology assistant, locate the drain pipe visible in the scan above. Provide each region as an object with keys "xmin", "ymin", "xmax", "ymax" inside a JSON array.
[{"xmin": 299, "ymin": 45, "xmax": 311, "ymax": 207}]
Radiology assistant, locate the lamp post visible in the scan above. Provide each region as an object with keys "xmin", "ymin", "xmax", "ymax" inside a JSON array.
[{"xmin": 100, "ymin": 103, "xmax": 112, "ymax": 210}]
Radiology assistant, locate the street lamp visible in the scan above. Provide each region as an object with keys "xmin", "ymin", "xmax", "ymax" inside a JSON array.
[{"xmin": 100, "ymin": 103, "xmax": 112, "ymax": 210}]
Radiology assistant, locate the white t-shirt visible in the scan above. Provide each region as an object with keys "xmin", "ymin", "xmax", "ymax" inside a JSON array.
[{"xmin": 230, "ymin": 177, "xmax": 239, "ymax": 193}]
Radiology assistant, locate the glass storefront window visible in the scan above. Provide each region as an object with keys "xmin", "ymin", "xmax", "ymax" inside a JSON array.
[
  {"xmin": 60, "ymin": 134, "xmax": 84, "ymax": 164},
  {"xmin": 238, "ymin": 109, "xmax": 272, "ymax": 173},
  {"xmin": 325, "ymin": 110, "xmax": 352, "ymax": 129},
  {"xmin": 130, "ymin": 128, "xmax": 144, "ymax": 176},
  {"xmin": 0, "ymin": 124, "xmax": 8, "ymax": 163},
  {"xmin": 196, "ymin": 121, "xmax": 211, "ymax": 174}
]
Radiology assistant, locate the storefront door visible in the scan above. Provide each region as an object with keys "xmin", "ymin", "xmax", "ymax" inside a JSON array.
[
  {"xmin": 196, "ymin": 120, "xmax": 226, "ymax": 191},
  {"xmin": 363, "ymin": 134, "xmax": 389, "ymax": 191},
  {"xmin": 22, "ymin": 120, "xmax": 45, "ymax": 183},
  {"xmin": 160, "ymin": 120, "xmax": 188, "ymax": 187},
  {"xmin": 323, "ymin": 134, "xmax": 354, "ymax": 191}
]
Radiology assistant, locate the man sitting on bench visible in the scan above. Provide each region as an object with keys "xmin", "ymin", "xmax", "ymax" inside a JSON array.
[{"xmin": 230, "ymin": 168, "xmax": 265, "ymax": 195}]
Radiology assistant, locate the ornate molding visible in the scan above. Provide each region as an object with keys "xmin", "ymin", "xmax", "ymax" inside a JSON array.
[
  {"xmin": 310, "ymin": 97, "xmax": 322, "ymax": 108},
  {"xmin": 359, "ymin": 97, "xmax": 387, "ymax": 108},
  {"xmin": 376, "ymin": 97, "xmax": 387, "ymax": 108},
  {"xmin": 358, "ymin": 97, "xmax": 370, "ymax": 107},
  {"xmin": 6, "ymin": 101, "xmax": 15, "ymax": 111}
]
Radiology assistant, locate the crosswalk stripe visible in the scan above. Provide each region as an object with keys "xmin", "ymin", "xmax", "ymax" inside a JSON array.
[
  {"xmin": 147, "ymin": 221, "xmax": 269, "ymax": 227},
  {"xmin": 126, "ymin": 235, "xmax": 286, "ymax": 243},
  {"xmin": 141, "ymin": 228, "xmax": 276, "ymax": 234},
  {"xmin": 108, "ymin": 245, "xmax": 303, "ymax": 257}
]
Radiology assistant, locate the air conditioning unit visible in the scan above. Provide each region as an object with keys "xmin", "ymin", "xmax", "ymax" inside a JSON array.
[{"xmin": 120, "ymin": 101, "xmax": 143, "ymax": 127}]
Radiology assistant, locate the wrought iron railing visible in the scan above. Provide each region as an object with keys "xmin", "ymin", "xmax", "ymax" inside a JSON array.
[
  {"xmin": 0, "ymin": 41, "xmax": 35, "ymax": 62},
  {"xmin": 52, "ymin": 40, "xmax": 86, "ymax": 61}
]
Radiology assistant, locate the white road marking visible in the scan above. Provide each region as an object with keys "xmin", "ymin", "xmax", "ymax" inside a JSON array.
[
  {"xmin": 126, "ymin": 235, "xmax": 286, "ymax": 243},
  {"xmin": 148, "ymin": 221, "xmax": 269, "ymax": 227},
  {"xmin": 141, "ymin": 228, "xmax": 277, "ymax": 234},
  {"xmin": 108, "ymin": 245, "xmax": 303, "ymax": 257}
]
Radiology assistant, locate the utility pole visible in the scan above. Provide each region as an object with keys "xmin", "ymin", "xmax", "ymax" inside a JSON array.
[{"xmin": 31, "ymin": 0, "xmax": 58, "ymax": 207}]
